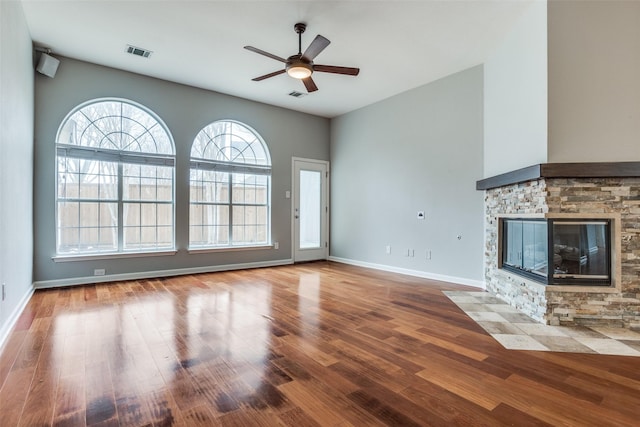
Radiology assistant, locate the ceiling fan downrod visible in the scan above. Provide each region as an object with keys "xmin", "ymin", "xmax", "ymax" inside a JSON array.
[{"xmin": 294, "ymin": 22, "xmax": 306, "ymax": 55}]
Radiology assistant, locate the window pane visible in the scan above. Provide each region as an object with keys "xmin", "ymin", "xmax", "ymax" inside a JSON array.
[
  {"xmin": 231, "ymin": 205, "xmax": 266, "ymax": 245},
  {"xmin": 190, "ymin": 225, "xmax": 230, "ymax": 246},
  {"xmin": 231, "ymin": 173, "xmax": 266, "ymax": 205},
  {"xmin": 124, "ymin": 203, "xmax": 140, "ymax": 227},
  {"xmin": 124, "ymin": 226, "xmax": 140, "ymax": 248},
  {"xmin": 255, "ymin": 175, "xmax": 268, "ymax": 204},
  {"xmin": 232, "ymin": 206, "xmax": 245, "ymax": 228},
  {"xmin": 232, "ymin": 225, "xmax": 245, "ymax": 243},
  {"xmin": 190, "ymin": 170, "xmax": 204, "ymax": 202},
  {"xmin": 189, "ymin": 204, "xmax": 230, "ymax": 246},
  {"xmin": 99, "ymin": 227, "xmax": 117, "ymax": 250},
  {"xmin": 65, "ymin": 100, "xmax": 173, "ymax": 154},
  {"xmin": 98, "ymin": 165, "xmax": 118, "ymax": 200},
  {"xmin": 190, "ymin": 226, "xmax": 204, "ymax": 245},
  {"xmin": 57, "ymin": 201, "xmax": 117, "ymax": 253},
  {"xmin": 299, "ymin": 170, "xmax": 321, "ymax": 249},
  {"xmin": 232, "ymin": 174, "xmax": 246, "ymax": 204},
  {"xmin": 190, "ymin": 170, "xmax": 228, "ymax": 203},
  {"xmin": 123, "ymin": 164, "xmax": 141, "ymax": 200},
  {"xmin": 123, "ymin": 164, "xmax": 172, "ymax": 202},
  {"xmin": 156, "ymin": 177, "xmax": 173, "ymax": 202},
  {"xmin": 141, "ymin": 204, "xmax": 157, "ymax": 226},
  {"xmin": 157, "ymin": 204, "xmax": 173, "ymax": 226},
  {"xmin": 58, "ymin": 201, "xmax": 79, "ymax": 229},
  {"xmin": 57, "ymin": 158, "xmax": 117, "ymax": 200},
  {"xmin": 156, "ymin": 226, "xmax": 173, "ymax": 247},
  {"xmin": 123, "ymin": 202, "xmax": 173, "ymax": 250}
]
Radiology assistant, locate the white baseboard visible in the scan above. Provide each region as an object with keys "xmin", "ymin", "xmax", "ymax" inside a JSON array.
[
  {"xmin": 33, "ymin": 258, "xmax": 294, "ymax": 289},
  {"xmin": 328, "ymin": 256, "xmax": 485, "ymax": 289},
  {"xmin": 0, "ymin": 285, "xmax": 35, "ymax": 353}
]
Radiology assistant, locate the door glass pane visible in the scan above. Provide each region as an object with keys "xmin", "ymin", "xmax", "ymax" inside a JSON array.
[{"xmin": 300, "ymin": 170, "xmax": 321, "ymax": 249}]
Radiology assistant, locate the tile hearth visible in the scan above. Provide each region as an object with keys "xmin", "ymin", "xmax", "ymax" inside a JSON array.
[{"xmin": 444, "ymin": 291, "xmax": 640, "ymax": 357}]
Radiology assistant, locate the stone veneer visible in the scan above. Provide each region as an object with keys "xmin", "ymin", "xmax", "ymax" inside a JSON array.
[{"xmin": 485, "ymin": 178, "xmax": 640, "ymax": 330}]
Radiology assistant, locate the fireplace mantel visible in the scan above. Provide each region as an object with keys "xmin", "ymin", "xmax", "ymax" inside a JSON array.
[{"xmin": 476, "ymin": 161, "xmax": 640, "ymax": 191}]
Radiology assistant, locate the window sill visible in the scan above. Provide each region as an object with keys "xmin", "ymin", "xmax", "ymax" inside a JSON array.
[
  {"xmin": 188, "ymin": 244, "xmax": 274, "ymax": 254},
  {"xmin": 52, "ymin": 250, "xmax": 177, "ymax": 263}
]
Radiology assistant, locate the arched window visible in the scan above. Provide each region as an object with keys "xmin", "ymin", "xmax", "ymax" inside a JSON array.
[
  {"xmin": 189, "ymin": 120, "xmax": 271, "ymax": 248},
  {"xmin": 56, "ymin": 99, "xmax": 175, "ymax": 255}
]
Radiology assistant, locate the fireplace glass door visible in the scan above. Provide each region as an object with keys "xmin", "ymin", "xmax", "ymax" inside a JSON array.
[
  {"xmin": 501, "ymin": 218, "xmax": 611, "ymax": 286},
  {"xmin": 552, "ymin": 221, "xmax": 610, "ymax": 282},
  {"xmin": 503, "ymin": 219, "xmax": 548, "ymax": 279}
]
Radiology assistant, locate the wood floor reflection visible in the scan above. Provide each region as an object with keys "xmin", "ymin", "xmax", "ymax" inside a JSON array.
[{"xmin": 1, "ymin": 261, "xmax": 639, "ymax": 426}]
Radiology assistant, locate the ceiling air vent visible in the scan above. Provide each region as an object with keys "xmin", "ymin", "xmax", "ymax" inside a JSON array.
[
  {"xmin": 126, "ymin": 45, "xmax": 152, "ymax": 58},
  {"xmin": 288, "ymin": 91, "xmax": 306, "ymax": 98}
]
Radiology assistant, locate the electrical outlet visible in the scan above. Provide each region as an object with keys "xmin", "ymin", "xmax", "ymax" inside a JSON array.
[
  {"xmin": 417, "ymin": 211, "xmax": 425, "ymax": 220},
  {"xmin": 426, "ymin": 250, "xmax": 432, "ymax": 260},
  {"xmin": 386, "ymin": 245, "xmax": 391, "ymax": 254},
  {"xmin": 94, "ymin": 269, "xmax": 106, "ymax": 276},
  {"xmin": 274, "ymin": 241, "xmax": 279, "ymax": 250}
]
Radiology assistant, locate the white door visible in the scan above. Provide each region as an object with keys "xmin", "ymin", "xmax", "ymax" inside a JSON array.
[{"xmin": 293, "ymin": 158, "xmax": 329, "ymax": 262}]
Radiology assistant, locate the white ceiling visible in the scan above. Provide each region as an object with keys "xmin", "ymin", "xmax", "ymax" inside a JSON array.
[{"xmin": 21, "ymin": 0, "xmax": 533, "ymax": 118}]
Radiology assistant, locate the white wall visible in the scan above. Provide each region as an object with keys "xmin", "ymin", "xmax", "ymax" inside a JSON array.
[
  {"xmin": 484, "ymin": 0, "xmax": 547, "ymax": 177},
  {"xmin": 330, "ymin": 66, "xmax": 484, "ymax": 286},
  {"xmin": 0, "ymin": 0, "xmax": 35, "ymax": 345},
  {"xmin": 548, "ymin": 0, "xmax": 640, "ymax": 162}
]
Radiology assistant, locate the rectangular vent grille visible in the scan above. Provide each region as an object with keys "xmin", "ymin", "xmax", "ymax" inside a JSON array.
[
  {"xmin": 126, "ymin": 45, "xmax": 152, "ymax": 58},
  {"xmin": 288, "ymin": 91, "xmax": 306, "ymax": 98}
]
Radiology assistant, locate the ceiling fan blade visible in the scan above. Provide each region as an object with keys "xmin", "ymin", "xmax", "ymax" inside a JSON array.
[
  {"xmin": 302, "ymin": 35, "xmax": 330, "ymax": 61},
  {"xmin": 314, "ymin": 64, "xmax": 360, "ymax": 76},
  {"xmin": 244, "ymin": 46, "xmax": 287, "ymax": 63},
  {"xmin": 252, "ymin": 69, "xmax": 286, "ymax": 81},
  {"xmin": 302, "ymin": 76, "xmax": 318, "ymax": 93}
]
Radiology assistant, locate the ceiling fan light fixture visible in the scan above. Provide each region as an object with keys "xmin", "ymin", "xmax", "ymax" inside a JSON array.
[{"xmin": 286, "ymin": 62, "xmax": 312, "ymax": 79}]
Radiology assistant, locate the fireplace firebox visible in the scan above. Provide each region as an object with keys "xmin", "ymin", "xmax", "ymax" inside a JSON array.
[{"xmin": 501, "ymin": 218, "xmax": 611, "ymax": 286}]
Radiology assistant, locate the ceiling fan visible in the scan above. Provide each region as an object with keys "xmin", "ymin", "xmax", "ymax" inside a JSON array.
[{"xmin": 244, "ymin": 23, "xmax": 360, "ymax": 93}]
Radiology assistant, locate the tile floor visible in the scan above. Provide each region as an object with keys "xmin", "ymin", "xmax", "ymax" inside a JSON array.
[{"xmin": 444, "ymin": 290, "xmax": 640, "ymax": 357}]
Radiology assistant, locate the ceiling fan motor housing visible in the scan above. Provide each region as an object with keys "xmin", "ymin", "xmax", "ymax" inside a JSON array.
[{"xmin": 286, "ymin": 54, "xmax": 313, "ymax": 79}]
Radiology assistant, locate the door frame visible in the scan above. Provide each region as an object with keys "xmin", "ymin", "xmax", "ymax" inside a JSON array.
[{"xmin": 291, "ymin": 157, "xmax": 330, "ymax": 262}]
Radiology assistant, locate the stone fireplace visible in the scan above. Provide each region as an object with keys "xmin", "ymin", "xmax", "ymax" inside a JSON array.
[{"xmin": 477, "ymin": 163, "xmax": 640, "ymax": 330}]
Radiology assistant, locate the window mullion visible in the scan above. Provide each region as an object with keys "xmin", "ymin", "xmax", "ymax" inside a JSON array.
[
  {"xmin": 228, "ymin": 173, "xmax": 233, "ymax": 244},
  {"xmin": 118, "ymin": 162, "xmax": 124, "ymax": 251}
]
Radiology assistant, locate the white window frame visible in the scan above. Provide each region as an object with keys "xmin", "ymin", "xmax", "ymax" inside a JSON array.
[
  {"xmin": 54, "ymin": 98, "xmax": 176, "ymax": 259},
  {"xmin": 189, "ymin": 120, "xmax": 272, "ymax": 250}
]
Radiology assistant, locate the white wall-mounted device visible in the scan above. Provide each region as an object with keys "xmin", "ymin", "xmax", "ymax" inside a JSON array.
[{"xmin": 36, "ymin": 50, "xmax": 60, "ymax": 78}]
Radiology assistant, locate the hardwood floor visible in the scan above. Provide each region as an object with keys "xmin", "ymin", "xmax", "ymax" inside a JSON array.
[{"xmin": 1, "ymin": 261, "xmax": 639, "ymax": 426}]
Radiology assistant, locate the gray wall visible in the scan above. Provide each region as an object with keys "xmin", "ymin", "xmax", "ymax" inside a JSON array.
[
  {"xmin": 34, "ymin": 58, "xmax": 329, "ymax": 284},
  {"xmin": 330, "ymin": 66, "xmax": 485, "ymax": 285},
  {"xmin": 0, "ymin": 1, "xmax": 34, "ymax": 339},
  {"xmin": 548, "ymin": 0, "xmax": 640, "ymax": 162},
  {"xmin": 484, "ymin": 0, "xmax": 547, "ymax": 177}
]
